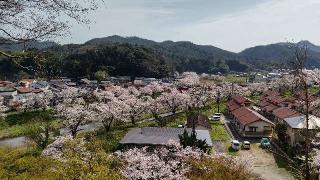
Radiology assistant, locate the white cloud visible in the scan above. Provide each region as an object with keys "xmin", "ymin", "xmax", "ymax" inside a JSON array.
[{"xmin": 177, "ymin": 0, "xmax": 320, "ymax": 52}]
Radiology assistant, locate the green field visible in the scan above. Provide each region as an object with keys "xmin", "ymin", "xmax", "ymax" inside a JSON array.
[
  {"xmin": 225, "ymin": 74, "xmax": 247, "ymax": 83},
  {"xmin": 0, "ymin": 110, "xmax": 62, "ymax": 139}
]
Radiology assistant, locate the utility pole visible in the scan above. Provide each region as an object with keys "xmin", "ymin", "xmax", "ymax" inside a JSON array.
[{"xmin": 216, "ymin": 90, "xmax": 221, "ymax": 113}]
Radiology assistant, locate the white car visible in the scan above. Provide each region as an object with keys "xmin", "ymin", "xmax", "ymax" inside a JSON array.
[
  {"xmin": 209, "ymin": 113, "xmax": 221, "ymax": 121},
  {"xmin": 231, "ymin": 140, "xmax": 240, "ymax": 150},
  {"xmin": 242, "ymin": 141, "xmax": 251, "ymax": 149}
]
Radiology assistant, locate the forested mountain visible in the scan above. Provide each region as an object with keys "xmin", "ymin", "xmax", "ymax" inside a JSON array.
[
  {"xmin": 85, "ymin": 35, "xmax": 245, "ymax": 73},
  {"xmin": 239, "ymin": 40, "xmax": 320, "ymax": 69},
  {"xmin": 1, "ymin": 35, "xmax": 320, "ymax": 80}
]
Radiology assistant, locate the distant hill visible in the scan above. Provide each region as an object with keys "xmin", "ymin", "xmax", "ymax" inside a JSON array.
[
  {"xmin": 239, "ymin": 40, "xmax": 320, "ymax": 69},
  {"xmin": 1, "ymin": 36, "xmax": 320, "ymax": 80},
  {"xmin": 0, "ymin": 38, "xmax": 59, "ymax": 51},
  {"xmin": 85, "ymin": 36, "xmax": 246, "ymax": 73}
]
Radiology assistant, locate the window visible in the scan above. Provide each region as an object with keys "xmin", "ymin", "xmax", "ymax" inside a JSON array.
[{"xmin": 249, "ymin": 126, "xmax": 258, "ymax": 132}]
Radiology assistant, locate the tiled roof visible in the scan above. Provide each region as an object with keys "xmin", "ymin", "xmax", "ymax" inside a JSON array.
[
  {"xmin": 259, "ymin": 100, "xmax": 270, "ymax": 107},
  {"xmin": 263, "ymin": 104, "xmax": 279, "ymax": 112},
  {"xmin": 227, "ymin": 100, "xmax": 241, "ymax": 111},
  {"xmin": 232, "ymin": 107, "xmax": 252, "ymax": 118},
  {"xmin": 16, "ymin": 87, "xmax": 32, "ymax": 94},
  {"xmin": 232, "ymin": 95, "xmax": 250, "ymax": 104},
  {"xmin": 186, "ymin": 114, "xmax": 211, "ymax": 129},
  {"xmin": 234, "ymin": 107, "xmax": 274, "ymax": 126},
  {"xmin": 272, "ymin": 107, "xmax": 300, "ymax": 119},
  {"xmin": 20, "ymin": 79, "xmax": 34, "ymax": 83},
  {"xmin": 263, "ymin": 90, "xmax": 280, "ymax": 97},
  {"xmin": 120, "ymin": 127, "xmax": 213, "ymax": 146},
  {"xmin": 266, "ymin": 95, "xmax": 286, "ymax": 104}
]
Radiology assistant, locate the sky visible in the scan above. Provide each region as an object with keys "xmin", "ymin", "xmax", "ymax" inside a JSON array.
[{"xmin": 63, "ymin": 0, "xmax": 320, "ymax": 52}]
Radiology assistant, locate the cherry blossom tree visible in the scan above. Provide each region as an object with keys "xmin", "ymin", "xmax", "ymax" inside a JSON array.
[
  {"xmin": 115, "ymin": 141, "xmax": 202, "ymax": 179},
  {"xmin": 123, "ymin": 95, "xmax": 147, "ymax": 125},
  {"xmin": 177, "ymin": 72, "xmax": 200, "ymax": 87},
  {"xmin": 147, "ymin": 97, "xmax": 167, "ymax": 126},
  {"xmin": 93, "ymin": 99, "xmax": 128, "ymax": 132},
  {"xmin": 115, "ymin": 140, "xmax": 254, "ymax": 180},
  {"xmin": 56, "ymin": 99, "xmax": 94, "ymax": 138},
  {"xmin": 159, "ymin": 90, "xmax": 190, "ymax": 114}
]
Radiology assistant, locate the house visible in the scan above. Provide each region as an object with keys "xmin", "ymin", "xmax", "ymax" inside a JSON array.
[
  {"xmin": 30, "ymin": 81, "xmax": 49, "ymax": 90},
  {"xmin": 0, "ymin": 87, "xmax": 17, "ymax": 97},
  {"xmin": 272, "ymin": 107, "xmax": 301, "ymax": 123},
  {"xmin": 232, "ymin": 95, "xmax": 252, "ymax": 107},
  {"xmin": 19, "ymin": 79, "xmax": 36, "ymax": 88},
  {"xmin": 0, "ymin": 81, "xmax": 14, "ymax": 88},
  {"xmin": 15, "ymin": 87, "xmax": 40, "ymax": 102},
  {"xmin": 186, "ymin": 114, "xmax": 211, "ymax": 130},
  {"xmin": 120, "ymin": 127, "xmax": 213, "ymax": 147},
  {"xmin": 231, "ymin": 107, "xmax": 274, "ymax": 137},
  {"xmin": 284, "ymin": 115, "xmax": 320, "ymax": 146}
]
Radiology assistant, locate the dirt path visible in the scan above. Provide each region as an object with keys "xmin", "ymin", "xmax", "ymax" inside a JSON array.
[{"xmin": 240, "ymin": 145, "xmax": 294, "ymax": 180}]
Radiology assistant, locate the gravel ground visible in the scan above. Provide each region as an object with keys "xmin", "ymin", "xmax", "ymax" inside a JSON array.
[{"xmin": 240, "ymin": 145, "xmax": 295, "ymax": 180}]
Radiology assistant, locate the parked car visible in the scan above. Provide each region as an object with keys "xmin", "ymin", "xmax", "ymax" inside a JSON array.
[
  {"xmin": 260, "ymin": 138, "xmax": 271, "ymax": 149},
  {"xmin": 231, "ymin": 140, "xmax": 240, "ymax": 150},
  {"xmin": 209, "ymin": 113, "xmax": 221, "ymax": 121},
  {"xmin": 242, "ymin": 141, "xmax": 251, "ymax": 149}
]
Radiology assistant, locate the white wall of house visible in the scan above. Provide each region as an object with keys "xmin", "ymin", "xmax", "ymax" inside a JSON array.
[
  {"xmin": 244, "ymin": 120, "xmax": 273, "ymax": 133},
  {"xmin": 15, "ymin": 93, "xmax": 32, "ymax": 103},
  {"xmin": 286, "ymin": 127, "xmax": 306, "ymax": 146},
  {"xmin": 0, "ymin": 91, "xmax": 17, "ymax": 97}
]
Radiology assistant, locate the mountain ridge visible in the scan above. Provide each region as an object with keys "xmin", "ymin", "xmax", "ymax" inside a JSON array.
[{"xmin": 2, "ymin": 36, "xmax": 320, "ymax": 72}]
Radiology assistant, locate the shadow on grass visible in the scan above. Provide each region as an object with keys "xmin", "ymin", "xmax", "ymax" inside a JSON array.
[{"xmin": 271, "ymin": 151, "xmax": 303, "ymax": 179}]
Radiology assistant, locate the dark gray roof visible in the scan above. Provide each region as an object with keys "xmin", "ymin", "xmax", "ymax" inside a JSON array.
[
  {"xmin": 0, "ymin": 87, "xmax": 16, "ymax": 92},
  {"xmin": 120, "ymin": 127, "xmax": 212, "ymax": 147}
]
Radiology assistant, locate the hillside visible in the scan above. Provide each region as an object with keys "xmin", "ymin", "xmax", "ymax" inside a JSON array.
[
  {"xmin": 2, "ymin": 36, "xmax": 320, "ymax": 80},
  {"xmin": 0, "ymin": 38, "xmax": 59, "ymax": 51},
  {"xmin": 239, "ymin": 40, "xmax": 320, "ymax": 69}
]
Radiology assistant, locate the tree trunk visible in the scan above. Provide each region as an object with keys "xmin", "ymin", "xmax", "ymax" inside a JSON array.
[{"xmin": 130, "ymin": 116, "xmax": 136, "ymax": 125}]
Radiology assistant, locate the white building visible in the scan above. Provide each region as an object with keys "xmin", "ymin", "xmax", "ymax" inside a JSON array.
[{"xmin": 284, "ymin": 115, "xmax": 320, "ymax": 146}]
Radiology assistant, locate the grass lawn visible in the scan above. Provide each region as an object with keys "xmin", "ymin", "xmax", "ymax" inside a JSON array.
[
  {"xmin": 210, "ymin": 122, "xmax": 229, "ymax": 141},
  {"xmin": 0, "ymin": 110, "xmax": 62, "ymax": 139},
  {"xmin": 309, "ymin": 86, "xmax": 320, "ymax": 95},
  {"xmin": 93, "ymin": 102, "xmax": 228, "ymax": 153},
  {"xmin": 225, "ymin": 74, "xmax": 247, "ymax": 83}
]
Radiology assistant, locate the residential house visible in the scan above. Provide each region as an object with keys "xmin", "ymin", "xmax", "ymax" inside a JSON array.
[
  {"xmin": 19, "ymin": 79, "xmax": 36, "ymax": 88},
  {"xmin": 284, "ymin": 115, "xmax": 320, "ymax": 146},
  {"xmin": 0, "ymin": 81, "xmax": 14, "ymax": 88},
  {"xmin": 227, "ymin": 95, "xmax": 274, "ymax": 137},
  {"xmin": 232, "ymin": 95, "xmax": 253, "ymax": 107},
  {"xmin": 186, "ymin": 114, "xmax": 211, "ymax": 130},
  {"xmin": 15, "ymin": 87, "xmax": 42, "ymax": 102},
  {"xmin": 272, "ymin": 107, "xmax": 301, "ymax": 123},
  {"xmin": 120, "ymin": 127, "xmax": 213, "ymax": 147},
  {"xmin": 0, "ymin": 87, "xmax": 17, "ymax": 97},
  {"xmin": 231, "ymin": 107, "xmax": 274, "ymax": 137},
  {"xmin": 30, "ymin": 81, "xmax": 49, "ymax": 91}
]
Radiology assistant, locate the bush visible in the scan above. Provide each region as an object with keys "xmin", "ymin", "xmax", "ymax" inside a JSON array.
[{"xmin": 186, "ymin": 156, "xmax": 254, "ymax": 180}]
